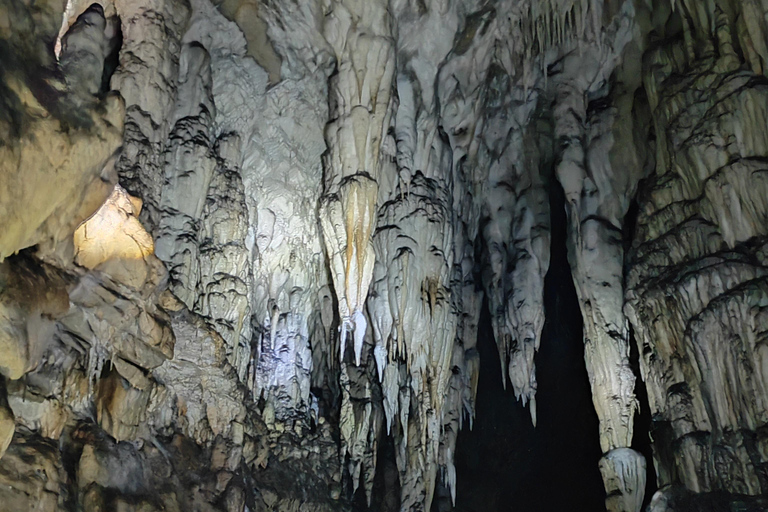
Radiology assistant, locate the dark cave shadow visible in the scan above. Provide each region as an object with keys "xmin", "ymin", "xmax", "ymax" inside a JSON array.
[{"xmin": 450, "ymin": 181, "xmax": 607, "ymax": 512}]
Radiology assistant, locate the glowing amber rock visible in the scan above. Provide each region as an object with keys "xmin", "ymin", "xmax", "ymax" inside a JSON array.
[{"xmin": 74, "ymin": 185, "xmax": 155, "ymax": 288}]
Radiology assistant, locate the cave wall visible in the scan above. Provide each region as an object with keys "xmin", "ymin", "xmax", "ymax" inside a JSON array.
[
  {"xmin": 1, "ymin": 0, "xmax": 768, "ymax": 511},
  {"xmin": 625, "ymin": 0, "xmax": 768, "ymax": 504}
]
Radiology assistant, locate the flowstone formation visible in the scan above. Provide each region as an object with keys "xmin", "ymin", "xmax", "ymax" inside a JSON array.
[
  {"xmin": 626, "ymin": 1, "xmax": 768, "ymax": 508},
  {"xmin": 2, "ymin": 0, "xmax": 768, "ymax": 511}
]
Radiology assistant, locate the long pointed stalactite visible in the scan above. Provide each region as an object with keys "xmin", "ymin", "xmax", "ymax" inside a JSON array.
[{"xmin": 320, "ymin": 0, "xmax": 395, "ymax": 367}]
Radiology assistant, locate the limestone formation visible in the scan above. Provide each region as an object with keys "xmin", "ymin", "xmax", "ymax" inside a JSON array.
[
  {"xmin": 320, "ymin": 0, "xmax": 395, "ymax": 367},
  {"xmin": 626, "ymin": 0, "xmax": 768, "ymax": 500},
  {"xmin": 1, "ymin": 0, "xmax": 768, "ymax": 511}
]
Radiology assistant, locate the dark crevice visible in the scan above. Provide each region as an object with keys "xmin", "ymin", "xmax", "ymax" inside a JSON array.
[
  {"xmin": 629, "ymin": 325, "xmax": 658, "ymax": 509},
  {"xmin": 370, "ymin": 428, "xmax": 400, "ymax": 512},
  {"xmin": 625, "ymin": 164, "xmax": 657, "ymax": 508},
  {"xmin": 451, "ymin": 179, "xmax": 605, "ymax": 512},
  {"xmin": 623, "ymin": 195, "xmax": 641, "ymax": 256},
  {"xmin": 100, "ymin": 13, "xmax": 122, "ymax": 95}
]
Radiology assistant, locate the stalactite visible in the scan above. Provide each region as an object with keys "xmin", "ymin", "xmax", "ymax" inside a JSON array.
[
  {"xmin": 320, "ymin": 0, "xmax": 395, "ymax": 366},
  {"xmin": 478, "ymin": 62, "xmax": 549, "ymax": 423},
  {"xmin": 547, "ymin": 4, "xmax": 646, "ymax": 509}
]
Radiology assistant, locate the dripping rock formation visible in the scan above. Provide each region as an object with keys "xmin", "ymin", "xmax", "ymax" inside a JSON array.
[{"xmin": 2, "ymin": 0, "xmax": 768, "ymax": 511}]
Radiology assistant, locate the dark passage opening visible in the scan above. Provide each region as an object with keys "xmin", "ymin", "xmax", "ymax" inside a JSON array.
[
  {"xmin": 451, "ymin": 181, "xmax": 606, "ymax": 512},
  {"xmin": 625, "ymin": 189, "xmax": 659, "ymax": 510},
  {"xmin": 629, "ymin": 325, "xmax": 658, "ymax": 509}
]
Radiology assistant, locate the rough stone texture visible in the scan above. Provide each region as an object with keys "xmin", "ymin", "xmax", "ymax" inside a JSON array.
[
  {"xmin": 0, "ymin": 0, "xmax": 124, "ymax": 264},
  {"xmin": 0, "ymin": 257, "xmax": 70, "ymax": 381},
  {"xmin": 0, "ymin": 380, "xmax": 15, "ymax": 460},
  {"xmin": 625, "ymin": 0, "xmax": 768, "ymax": 500},
  {"xmin": 0, "ymin": 431, "xmax": 67, "ymax": 511},
  {"xmin": 2, "ymin": 0, "xmax": 768, "ymax": 511},
  {"xmin": 74, "ymin": 185, "xmax": 156, "ymax": 289}
]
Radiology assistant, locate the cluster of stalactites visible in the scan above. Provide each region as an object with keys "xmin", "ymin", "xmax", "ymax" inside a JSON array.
[
  {"xmin": 370, "ymin": 172, "xmax": 460, "ymax": 510},
  {"xmin": 319, "ymin": 0, "xmax": 400, "ymax": 504},
  {"xmin": 644, "ymin": 0, "xmax": 768, "ymax": 82},
  {"xmin": 518, "ymin": 0, "xmax": 604, "ymax": 58},
  {"xmin": 331, "ymin": 1, "xmax": 488, "ymax": 508}
]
